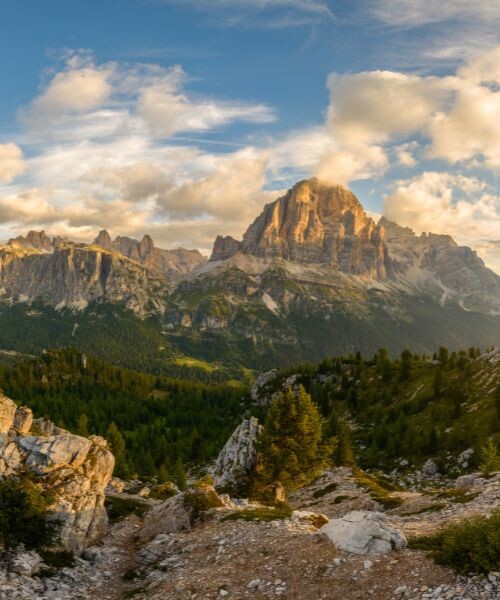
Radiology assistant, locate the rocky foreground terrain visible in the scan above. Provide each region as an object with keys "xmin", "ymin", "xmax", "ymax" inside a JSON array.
[
  {"xmin": 0, "ymin": 396, "xmax": 498, "ymax": 600},
  {"xmin": 1, "ymin": 469, "xmax": 498, "ymax": 600}
]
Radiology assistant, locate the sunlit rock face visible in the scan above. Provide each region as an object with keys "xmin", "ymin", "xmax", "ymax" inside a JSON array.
[
  {"xmin": 0, "ymin": 394, "xmax": 114, "ymax": 554},
  {"xmin": 94, "ymin": 231, "xmax": 206, "ymax": 278},
  {"xmin": 239, "ymin": 178, "xmax": 390, "ymax": 278},
  {"xmin": 0, "ymin": 242, "xmax": 169, "ymax": 315}
]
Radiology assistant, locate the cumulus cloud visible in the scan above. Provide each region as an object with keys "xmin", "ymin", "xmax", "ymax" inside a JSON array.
[
  {"xmin": 310, "ymin": 70, "xmax": 450, "ymax": 185},
  {"xmin": 383, "ymin": 172, "xmax": 500, "ymax": 268},
  {"xmin": 313, "ymin": 47, "xmax": 500, "ymax": 183},
  {"xmin": 325, "ymin": 71, "xmax": 449, "ymax": 146},
  {"xmin": 26, "ymin": 55, "xmax": 112, "ymax": 120},
  {"xmin": 0, "ymin": 143, "xmax": 27, "ymax": 183},
  {"xmin": 155, "ymin": 151, "xmax": 274, "ymax": 221},
  {"xmin": 137, "ymin": 66, "xmax": 275, "ymax": 137},
  {"xmin": 428, "ymin": 84, "xmax": 500, "ymax": 167}
]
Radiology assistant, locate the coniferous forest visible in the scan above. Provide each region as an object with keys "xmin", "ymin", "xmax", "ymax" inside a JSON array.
[{"xmin": 0, "ymin": 346, "xmax": 498, "ymax": 483}]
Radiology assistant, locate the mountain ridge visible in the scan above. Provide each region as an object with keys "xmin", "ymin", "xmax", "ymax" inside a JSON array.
[{"xmin": 0, "ymin": 178, "xmax": 499, "ymax": 369}]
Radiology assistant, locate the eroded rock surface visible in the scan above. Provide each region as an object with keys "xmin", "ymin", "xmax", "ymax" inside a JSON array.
[
  {"xmin": 0, "ymin": 394, "xmax": 114, "ymax": 554},
  {"xmin": 320, "ymin": 511, "xmax": 407, "ymax": 555},
  {"xmin": 214, "ymin": 417, "xmax": 262, "ymax": 488}
]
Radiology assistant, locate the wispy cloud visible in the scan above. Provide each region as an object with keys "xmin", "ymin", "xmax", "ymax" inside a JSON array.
[
  {"xmin": 371, "ymin": 0, "xmax": 500, "ymax": 28},
  {"xmin": 157, "ymin": 0, "xmax": 334, "ymax": 27}
]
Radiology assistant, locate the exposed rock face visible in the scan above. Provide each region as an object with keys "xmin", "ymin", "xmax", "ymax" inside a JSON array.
[
  {"xmin": 320, "ymin": 511, "xmax": 407, "ymax": 555},
  {"xmin": 0, "ymin": 242, "xmax": 169, "ymax": 315},
  {"xmin": 237, "ymin": 178, "xmax": 390, "ymax": 278},
  {"xmin": 381, "ymin": 218, "xmax": 500, "ymax": 313},
  {"xmin": 0, "ymin": 395, "xmax": 114, "ymax": 554},
  {"xmin": 210, "ymin": 235, "xmax": 242, "ymax": 261},
  {"xmin": 8, "ymin": 231, "xmax": 53, "ymax": 252},
  {"xmin": 250, "ymin": 370, "xmax": 279, "ymax": 404},
  {"xmin": 93, "ymin": 231, "xmax": 206, "ymax": 278},
  {"xmin": 214, "ymin": 417, "xmax": 262, "ymax": 488}
]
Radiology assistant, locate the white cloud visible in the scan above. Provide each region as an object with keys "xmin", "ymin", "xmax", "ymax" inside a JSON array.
[
  {"xmin": 27, "ymin": 55, "xmax": 112, "ymax": 119},
  {"xmin": 160, "ymin": 0, "xmax": 334, "ymax": 26},
  {"xmin": 383, "ymin": 172, "xmax": 500, "ymax": 270},
  {"xmin": 155, "ymin": 151, "xmax": 274, "ymax": 221},
  {"xmin": 458, "ymin": 46, "xmax": 500, "ymax": 85},
  {"xmin": 0, "ymin": 143, "xmax": 27, "ymax": 183},
  {"xmin": 371, "ymin": 1, "xmax": 500, "ymax": 28},
  {"xmin": 315, "ymin": 145, "xmax": 388, "ymax": 186},
  {"xmin": 137, "ymin": 68, "xmax": 275, "ymax": 137},
  {"xmin": 325, "ymin": 71, "xmax": 449, "ymax": 146}
]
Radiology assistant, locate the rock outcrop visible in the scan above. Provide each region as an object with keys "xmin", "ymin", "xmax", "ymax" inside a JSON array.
[
  {"xmin": 214, "ymin": 417, "xmax": 262, "ymax": 488},
  {"xmin": 210, "ymin": 235, "xmax": 242, "ymax": 262},
  {"xmin": 94, "ymin": 231, "xmax": 206, "ymax": 278},
  {"xmin": 320, "ymin": 511, "xmax": 407, "ymax": 555},
  {"xmin": 0, "ymin": 394, "xmax": 114, "ymax": 554},
  {"xmin": 139, "ymin": 485, "xmax": 223, "ymax": 543},
  {"xmin": 8, "ymin": 231, "xmax": 53, "ymax": 253}
]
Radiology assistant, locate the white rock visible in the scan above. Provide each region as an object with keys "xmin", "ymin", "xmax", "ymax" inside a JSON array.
[
  {"xmin": 320, "ymin": 511, "xmax": 407, "ymax": 555},
  {"xmin": 214, "ymin": 417, "xmax": 262, "ymax": 487},
  {"xmin": 10, "ymin": 552, "xmax": 42, "ymax": 577}
]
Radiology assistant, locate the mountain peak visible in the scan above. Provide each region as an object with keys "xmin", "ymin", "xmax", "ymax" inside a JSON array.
[
  {"xmin": 237, "ymin": 178, "xmax": 388, "ymax": 276},
  {"xmin": 8, "ymin": 230, "xmax": 53, "ymax": 252},
  {"xmin": 94, "ymin": 230, "xmax": 113, "ymax": 249}
]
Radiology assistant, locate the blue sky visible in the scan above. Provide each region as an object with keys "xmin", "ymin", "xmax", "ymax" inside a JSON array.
[{"xmin": 0, "ymin": 0, "xmax": 499, "ymax": 271}]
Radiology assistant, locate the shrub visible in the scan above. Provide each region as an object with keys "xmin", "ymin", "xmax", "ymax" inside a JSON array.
[
  {"xmin": 353, "ymin": 468, "xmax": 404, "ymax": 509},
  {"xmin": 480, "ymin": 437, "xmax": 500, "ymax": 477},
  {"xmin": 183, "ymin": 486, "xmax": 223, "ymax": 524},
  {"xmin": 409, "ymin": 509, "xmax": 500, "ymax": 574},
  {"xmin": 0, "ymin": 476, "xmax": 59, "ymax": 552}
]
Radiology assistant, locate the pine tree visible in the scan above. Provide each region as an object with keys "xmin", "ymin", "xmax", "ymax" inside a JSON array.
[
  {"xmin": 399, "ymin": 350, "xmax": 412, "ymax": 381},
  {"xmin": 480, "ymin": 437, "xmax": 500, "ymax": 477},
  {"xmin": 76, "ymin": 414, "xmax": 89, "ymax": 437},
  {"xmin": 334, "ymin": 420, "xmax": 356, "ymax": 466},
  {"xmin": 172, "ymin": 458, "xmax": 187, "ymax": 491},
  {"xmin": 255, "ymin": 386, "xmax": 335, "ymax": 492},
  {"xmin": 106, "ymin": 421, "xmax": 127, "ymax": 478}
]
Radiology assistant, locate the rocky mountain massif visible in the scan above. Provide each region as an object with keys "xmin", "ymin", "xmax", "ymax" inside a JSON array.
[{"xmin": 0, "ymin": 178, "xmax": 499, "ymax": 369}]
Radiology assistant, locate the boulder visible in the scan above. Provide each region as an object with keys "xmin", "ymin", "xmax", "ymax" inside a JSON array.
[
  {"xmin": 291, "ymin": 510, "xmax": 329, "ymax": 529},
  {"xmin": 10, "ymin": 551, "xmax": 42, "ymax": 576},
  {"xmin": 320, "ymin": 511, "xmax": 407, "ymax": 555},
  {"xmin": 140, "ymin": 485, "xmax": 223, "ymax": 543}
]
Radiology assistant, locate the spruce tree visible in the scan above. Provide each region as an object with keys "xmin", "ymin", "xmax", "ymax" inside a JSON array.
[
  {"xmin": 106, "ymin": 421, "xmax": 127, "ymax": 478},
  {"xmin": 255, "ymin": 386, "xmax": 335, "ymax": 492}
]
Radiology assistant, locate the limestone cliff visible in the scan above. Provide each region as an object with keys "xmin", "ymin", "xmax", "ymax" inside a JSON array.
[
  {"xmin": 380, "ymin": 218, "xmax": 500, "ymax": 314},
  {"xmin": 210, "ymin": 235, "xmax": 242, "ymax": 261},
  {"xmin": 0, "ymin": 394, "xmax": 114, "ymax": 554},
  {"xmin": 0, "ymin": 242, "xmax": 169, "ymax": 315},
  {"xmin": 238, "ymin": 178, "xmax": 390, "ymax": 278},
  {"xmin": 93, "ymin": 231, "xmax": 206, "ymax": 278}
]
